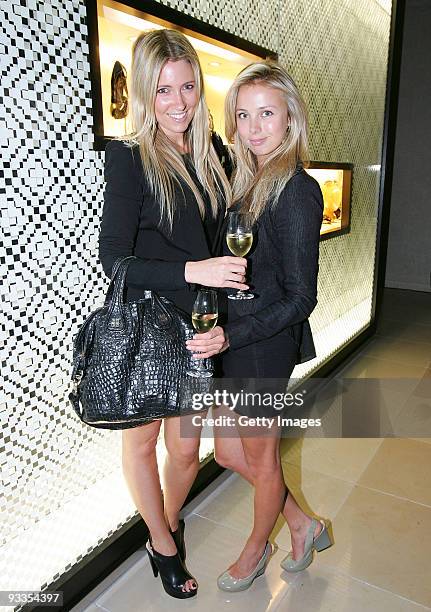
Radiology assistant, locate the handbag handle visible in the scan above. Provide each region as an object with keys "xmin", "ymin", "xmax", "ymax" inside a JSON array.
[
  {"xmin": 104, "ymin": 256, "xmax": 136, "ymax": 307},
  {"xmin": 104, "ymin": 256, "xmax": 137, "ymax": 331},
  {"xmin": 104, "ymin": 255, "xmax": 175, "ymax": 333}
]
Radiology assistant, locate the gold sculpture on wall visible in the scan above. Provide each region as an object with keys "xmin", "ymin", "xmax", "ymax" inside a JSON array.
[
  {"xmin": 321, "ymin": 179, "xmax": 342, "ymax": 223},
  {"xmin": 110, "ymin": 60, "xmax": 128, "ymax": 119},
  {"xmin": 305, "ymin": 164, "xmax": 352, "ymax": 238}
]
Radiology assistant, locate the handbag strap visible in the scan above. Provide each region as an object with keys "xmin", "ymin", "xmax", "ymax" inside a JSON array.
[
  {"xmin": 102, "ymin": 256, "xmax": 176, "ymax": 333},
  {"xmin": 104, "ymin": 256, "xmax": 137, "ymax": 331},
  {"xmin": 104, "ymin": 256, "xmax": 136, "ymax": 306}
]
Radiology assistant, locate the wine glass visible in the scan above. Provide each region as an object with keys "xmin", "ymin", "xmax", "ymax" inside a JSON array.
[
  {"xmin": 186, "ymin": 289, "xmax": 218, "ymax": 378},
  {"xmin": 226, "ymin": 211, "xmax": 254, "ymax": 300}
]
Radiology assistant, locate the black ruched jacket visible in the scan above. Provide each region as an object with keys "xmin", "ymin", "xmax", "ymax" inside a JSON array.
[{"xmin": 224, "ymin": 169, "xmax": 324, "ymax": 364}]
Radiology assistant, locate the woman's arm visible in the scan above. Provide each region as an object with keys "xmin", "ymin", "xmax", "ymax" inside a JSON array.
[
  {"xmin": 224, "ymin": 174, "xmax": 324, "ymax": 350},
  {"xmin": 99, "ymin": 140, "xmax": 189, "ymax": 291}
]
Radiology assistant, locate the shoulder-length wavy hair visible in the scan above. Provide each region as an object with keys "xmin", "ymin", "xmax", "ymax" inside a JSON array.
[
  {"xmin": 123, "ymin": 29, "xmax": 230, "ymax": 229},
  {"xmin": 224, "ymin": 61, "xmax": 309, "ymax": 224}
]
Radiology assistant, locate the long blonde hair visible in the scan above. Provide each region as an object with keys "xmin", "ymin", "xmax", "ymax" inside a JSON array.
[
  {"xmin": 225, "ymin": 61, "xmax": 309, "ymax": 223},
  {"xmin": 124, "ymin": 29, "xmax": 230, "ymax": 229}
]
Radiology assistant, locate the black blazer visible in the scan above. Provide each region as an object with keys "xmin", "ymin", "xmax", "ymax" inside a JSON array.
[
  {"xmin": 224, "ymin": 169, "xmax": 324, "ymax": 364},
  {"xmin": 99, "ymin": 140, "xmax": 226, "ymax": 315}
]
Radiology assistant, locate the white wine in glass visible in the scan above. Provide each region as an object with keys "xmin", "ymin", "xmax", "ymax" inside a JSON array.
[
  {"xmin": 191, "ymin": 312, "xmax": 218, "ymax": 333},
  {"xmin": 226, "ymin": 233, "xmax": 253, "ymax": 257},
  {"xmin": 187, "ymin": 289, "xmax": 218, "ymax": 378},
  {"xmin": 226, "ymin": 211, "xmax": 254, "ymax": 300}
]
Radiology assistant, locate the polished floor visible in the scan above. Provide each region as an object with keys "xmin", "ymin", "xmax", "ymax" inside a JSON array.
[{"xmin": 72, "ymin": 288, "xmax": 431, "ymax": 612}]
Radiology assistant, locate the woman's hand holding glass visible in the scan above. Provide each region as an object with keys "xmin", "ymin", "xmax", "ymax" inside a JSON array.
[
  {"xmin": 185, "ymin": 256, "xmax": 248, "ymax": 290},
  {"xmin": 186, "ymin": 325, "xmax": 229, "ymax": 360},
  {"xmin": 186, "ymin": 289, "xmax": 225, "ymax": 377}
]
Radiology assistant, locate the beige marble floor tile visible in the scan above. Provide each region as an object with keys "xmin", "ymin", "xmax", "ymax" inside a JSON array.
[
  {"xmin": 274, "ymin": 564, "xmax": 429, "ymax": 612},
  {"xmin": 182, "ymin": 470, "xmax": 234, "ymax": 517},
  {"xmin": 73, "ymin": 603, "xmax": 108, "ymax": 612},
  {"xmin": 389, "ymin": 392, "xmax": 431, "ymax": 439},
  {"xmin": 281, "ymin": 438, "xmax": 382, "ymax": 483},
  {"xmin": 371, "ymin": 370, "xmax": 431, "ymax": 437},
  {"xmin": 193, "ymin": 472, "xmax": 254, "ymax": 536},
  {"xmin": 94, "ymin": 514, "xmax": 296, "ymax": 612},
  {"xmin": 379, "ymin": 305, "xmax": 431, "ymax": 327},
  {"xmin": 339, "ymin": 353, "xmax": 427, "ymax": 379},
  {"xmin": 412, "ymin": 368, "xmax": 431, "ymax": 398},
  {"xmin": 280, "ymin": 437, "xmax": 301, "ymax": 457},
  {"xmin": 334, "ymin": 378, "xmax": 408, "ymax": 437},
  {"xmin": 362, "ymin": 337, "xmax": 431, "ymax": 369},
  {"xmin": 282, "ymin": 378, "xmax": 407, "ymax": 438},
  {"xmin": 274, "ymin": 462, "xmax": 354, "ymax": 552},
  {"xmin": 358, "ymin": 438, "xmax": 431, "ymax": 506},
  {"xmin": 412, "ymin": 437, "xmax": 431, "ymax": 445},
  {"xmin": 69, "ymin": 550, "xmax": 148, "ymax": 612},
  {"xmin": 379, "ymin": 291, "xmax": 431, "ymax": 325},
  {"xmin": 377, "ymin": 304, "xmax": 409, "ymax": 323},
  {"xmin": 380, "ymin": 288, "xmax": 431, "ymax": 309},
  {"xmin": 376, "ymin": 317, "xmax": 431, "ymax": 346},
  {"xmin": 311, "ymin": 484, "xmax": 431, "ymax": 607},
  {"xmin": 280, "ymin": 461, "xmax": 355, "ymax": 521},
  {"xmin": 337, "ymin": 355, "xmax": 427, "ymax": 394}
]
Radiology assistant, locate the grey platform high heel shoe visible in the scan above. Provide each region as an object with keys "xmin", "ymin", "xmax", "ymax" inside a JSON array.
[
  {"xmin": 280, "ymin": 518, "xmax": 332, "ymax": 572},
  {"xmin": 217, "ymin": 542, "xmax": 272, "ymax": 592}
]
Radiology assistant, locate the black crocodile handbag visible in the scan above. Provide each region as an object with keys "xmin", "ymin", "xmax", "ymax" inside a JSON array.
[{"xmin": 69, "ymin": 256, "xmax": 212, "ymax": 429}]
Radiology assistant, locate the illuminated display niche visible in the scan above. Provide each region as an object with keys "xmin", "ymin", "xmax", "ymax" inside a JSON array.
[{"xmin": 306, "ymin": 162, "xmax": 353, "ymax": 239}]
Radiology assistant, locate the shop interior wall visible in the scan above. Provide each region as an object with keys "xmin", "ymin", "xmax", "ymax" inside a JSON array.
[
  {"xmin": 385, "ymin": 0, "xmax": 431, "ymax": 293},
  {"xmin": 0, "ymin": 0, "xmax": 391, "ymax": 593}
]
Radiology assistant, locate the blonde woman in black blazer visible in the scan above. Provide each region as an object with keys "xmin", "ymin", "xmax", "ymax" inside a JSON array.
[{"xmin": 99, "ymin": 30, "xmax": 247, "ymax": 599}]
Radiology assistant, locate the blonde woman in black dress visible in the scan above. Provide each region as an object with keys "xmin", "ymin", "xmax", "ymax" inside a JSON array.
[{"xmin": 189, "ymin": 61, "xmax": 333, "ymax": 591}]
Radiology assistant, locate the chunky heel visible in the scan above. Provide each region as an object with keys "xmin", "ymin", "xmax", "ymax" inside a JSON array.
[
  {"xmin": 147, "ymin": 547, "xmax": 159, "ymax": 577},
  {"xmin": 314, "ymin": 523, "xmax": 332, "ymax": 552},
  {"xmin": 146, "ymin": 539, "xmax": 197, "ymax": 599},
  {"xmin": 280, "ymin": 518, "xmax": 333, "ymax": 573}
]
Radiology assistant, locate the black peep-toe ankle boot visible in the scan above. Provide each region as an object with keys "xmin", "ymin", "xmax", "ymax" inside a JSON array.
[{"xmin": 146, "ymin": 536, "xmax": 197, "ymax": 599}]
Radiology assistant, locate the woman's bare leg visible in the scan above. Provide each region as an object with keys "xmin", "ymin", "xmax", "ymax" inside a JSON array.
[
  {"xmin": 214, "ymin": 413, "xmax": 322, "ymax": 561},
  {"xmin": 122, "ymin": 420, "xmax": 195, "ymax": 592},
  {"xmin": 224, "ymin": 425, "xmax": 285, "ymax": 578},
  {"xmin": 122, "ymin": 421, "xmax": 170, "ymax": 550},
  {"xmin": 162, "ymin": 413, "xmax": 202, "ymax": 532}
]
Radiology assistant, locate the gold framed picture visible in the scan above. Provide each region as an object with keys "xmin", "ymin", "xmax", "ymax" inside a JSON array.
[{"xmin": 306, "ymin": 162, "xmax": 353, "ymax": 239}]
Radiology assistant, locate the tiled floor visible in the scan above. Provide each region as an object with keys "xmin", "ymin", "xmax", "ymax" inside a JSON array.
[{"xmin": 72, "ymin": 288, "xmax": 431, "ymax": 612}]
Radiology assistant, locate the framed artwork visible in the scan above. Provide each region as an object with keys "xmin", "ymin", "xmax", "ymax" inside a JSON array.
[{"xmin": 306, "ymin": 162, "xmax": 353, "ymax": 239}]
